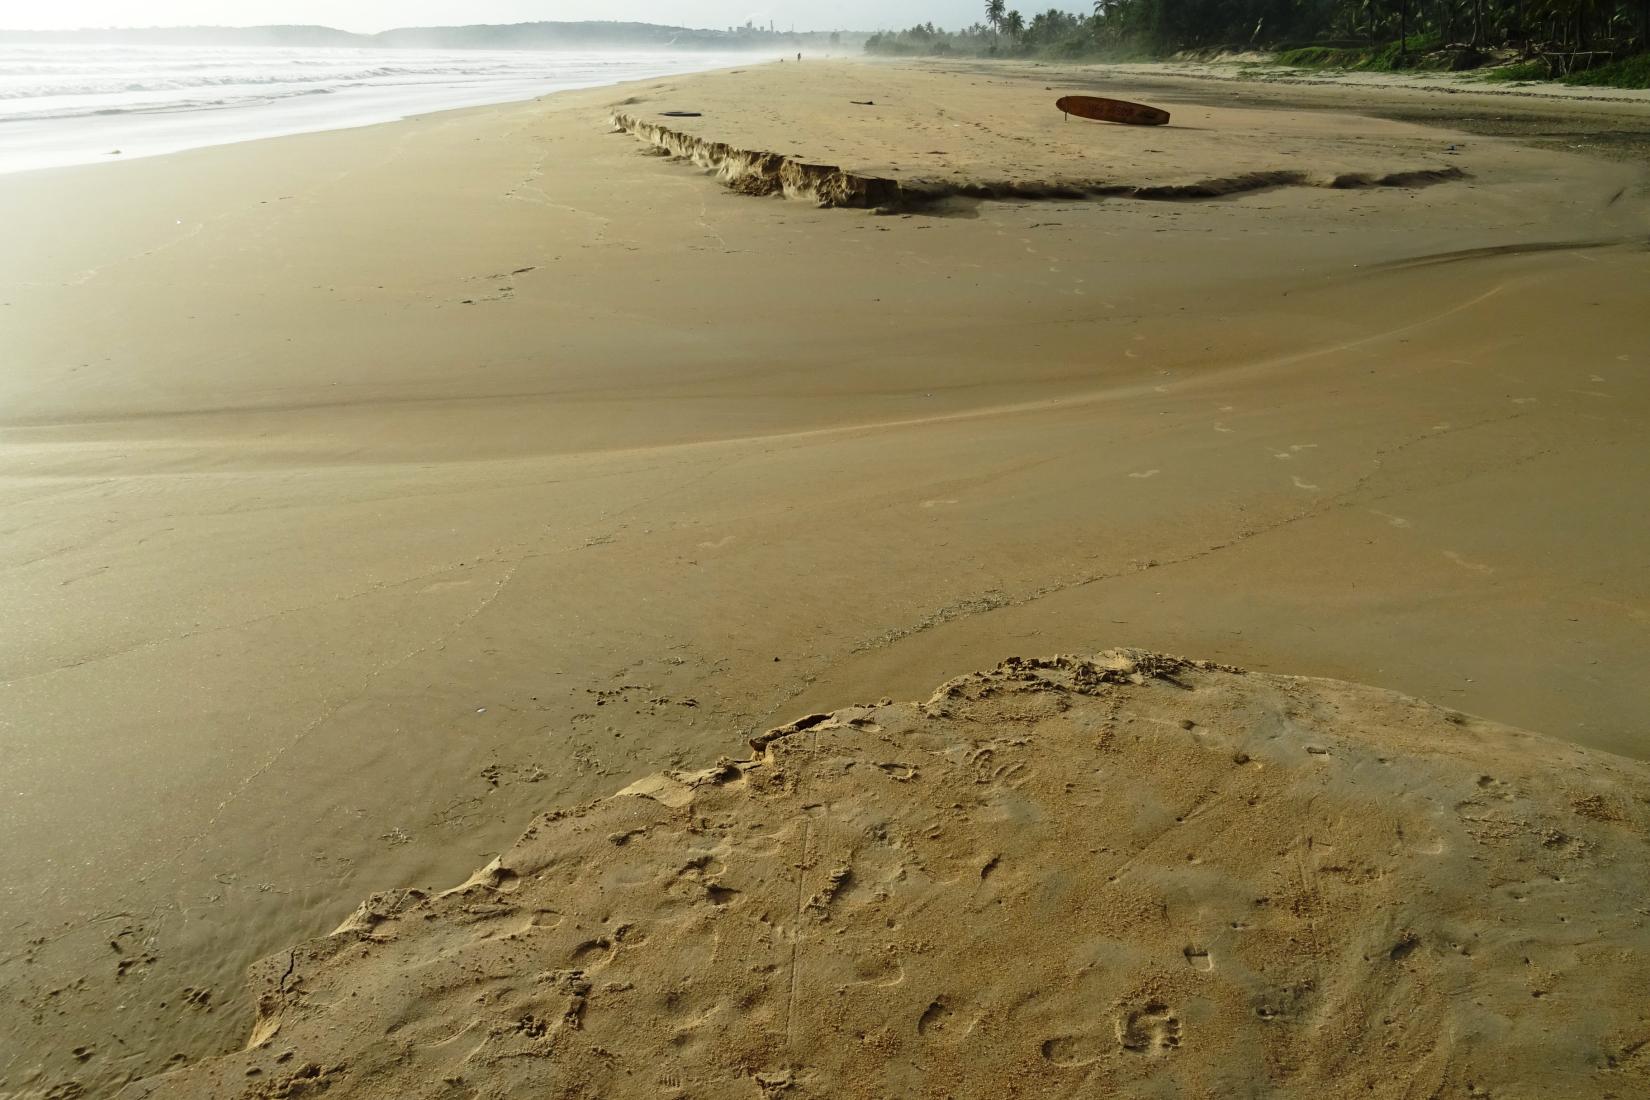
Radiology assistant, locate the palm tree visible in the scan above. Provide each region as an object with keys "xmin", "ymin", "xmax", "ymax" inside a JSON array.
[
  {"xmin": 1004, "ymin": 9, "xmax": 1027, "ymax": 38},
  {"xmin": 987, "ymin": 0, "xmax": 1008, "ymax": 32}
]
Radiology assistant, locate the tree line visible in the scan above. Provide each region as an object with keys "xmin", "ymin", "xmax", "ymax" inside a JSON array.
[{"xmin": 865, "ymin": 0, "xmax": 1650, "ymax": 65}]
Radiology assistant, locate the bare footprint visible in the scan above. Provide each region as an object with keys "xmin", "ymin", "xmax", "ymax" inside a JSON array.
[
  {"xmin": 1040, "ymin": 1034, "xmax": 1107, "ymax": 1067},
  {"xmin": 917, "ymin": 998, "xmax": 954, "ymax": 1036},
  {"xmin": 847, "ymin": 956, "xmax": 905, "ymax": 988},
  {"xmin": 916, "ymin": 997, "xmax": 976, "ymax": 1042},
  {"xmin": 1117, "ymin": 1001, "xmax": 1182, "ymax": 1054}
]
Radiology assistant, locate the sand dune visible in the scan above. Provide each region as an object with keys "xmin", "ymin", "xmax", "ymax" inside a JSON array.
[{"xmin": 126, "ymin": 652, "xmax": 1650, "ymax": 1098}]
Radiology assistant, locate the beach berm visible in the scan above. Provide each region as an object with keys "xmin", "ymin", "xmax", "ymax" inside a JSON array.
[
  {"xmin": 127, "ymin": 652, "xmax": 1650, "ymax": 1098},
  {"xmin": 610, "ymin": 60, "xmax": 1467, "ymax": 207}
]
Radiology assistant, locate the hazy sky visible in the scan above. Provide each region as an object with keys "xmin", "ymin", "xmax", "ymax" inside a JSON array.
[{"xmin": 3, "ymin": 2, "xmax": 1094, "ymax": 33}]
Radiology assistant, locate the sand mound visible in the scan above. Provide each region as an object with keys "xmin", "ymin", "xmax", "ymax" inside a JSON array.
[
  {"xmin": 127, "ymin": 653, "xmax": 1650, "ymax": 1098},
  {"xmin": 611, "ymin": 62, "xmax": 1469, "ymax": 208}
]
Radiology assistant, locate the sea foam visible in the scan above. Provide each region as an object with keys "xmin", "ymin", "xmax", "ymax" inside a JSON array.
[{"xmin": 0, "ymin": 43, "xmax": 744, "ymax": 173}]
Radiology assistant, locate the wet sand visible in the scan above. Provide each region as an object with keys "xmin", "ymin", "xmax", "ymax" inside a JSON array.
[{"xmin": 1, "ymin": 59, "xmax": 1648, "ymax": 1095}]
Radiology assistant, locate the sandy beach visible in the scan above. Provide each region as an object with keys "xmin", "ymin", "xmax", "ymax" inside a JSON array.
[
  {"xmin": 2, "ymin": 58, "xmax": 1648, "ymax": 1096},
  {"xmin": 132, "ymin": 653, "xmax": 1650, "ymax": 1099}
]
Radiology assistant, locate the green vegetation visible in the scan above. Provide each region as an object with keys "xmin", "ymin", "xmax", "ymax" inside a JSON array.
[
  {"xmin": 866, "ymin": 11, "xmax": 1126, "ymax": 60},
  {"xmin": 865, "ymin": 1, "xmax": 1650, "ymax": 84},
  {"xmin": 1274, "ymin": 33, "xmax": 1447, "ymax": 70},
  {"xmin": 1560, "ymin": 50, "xmax": 1650, "ymax": 84},
  {"xmin": 1481, "ymin": 58, "xmax": 1555, "ymax": 79},
  {"xmin": 1477, "ymin": 43, "xmax": 1650, "ymax": 85}
]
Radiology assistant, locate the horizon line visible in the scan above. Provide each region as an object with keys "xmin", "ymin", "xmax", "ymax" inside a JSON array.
[{"xmin": 0, "ymin": 19, "xmax": 869, "ymax": 36}]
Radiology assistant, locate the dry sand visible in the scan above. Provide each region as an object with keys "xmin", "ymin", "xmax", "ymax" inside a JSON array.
[
  {"xmin": 0, "ymin": 59, "xmax": 1647, "ymax": 1096},
  {"xmin": 127, "ymin": 653, "xmax": 1650, "ymax": 1099},
  {"xmin": 607, "ymin": 62, "xmax": 1473, "ymax": 206}
]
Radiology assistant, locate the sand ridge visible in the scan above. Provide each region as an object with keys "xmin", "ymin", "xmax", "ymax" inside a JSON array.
[
  {"xmin": 123, "ymin": 651, "xmax": 1650, "ymax": 1098},
  {"xmin": 609, "ymin": 61, "xmax": 1472, "ymax": 209}
]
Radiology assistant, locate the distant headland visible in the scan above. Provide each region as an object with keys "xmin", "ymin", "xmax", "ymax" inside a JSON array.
[{"xmin": 0, "ymin": 20, "xmax": 864, "ymax": 51}]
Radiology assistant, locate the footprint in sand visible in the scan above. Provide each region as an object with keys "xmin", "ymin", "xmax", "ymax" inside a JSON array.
[
  {"xmin": 847, "ymin": 957, "xmax": 906, "ymax": 989},
  {"xmin": 916, "ymin": 997, "xmax": 976, "ymax": 1042},
  {"xmin": 1474, "ymin": 774, "xmax": 1516, "ymax": 802},
  {"xmin": 921, "ymin": 498, "xmax": 959, "ymax": 509},
  {"xmin": 1291, "ymin": 476, "xmax": 1320, "ymax": 491},
  {"xmin": 697, "ymin": 535, "xmax": 735, "ymax": 549},
  {"xmin": 1040, "ymin": 1034, "xmax": 1107, "ymax": 1067},
  {"xmin": 1213, "ymin": 423, "xmax": 1233, "ymax": 434},
  {"xmin": 1183, "ymin": 946, "xmax": 1214, "ymax": 971},
  {"xmin": 1128, "ymin": 470, "xmax": 1161, "ymax": 480},
  {"xmin": 1369, "ymin": 510, "xmax": 1411, "ymax": 528},
  {"xmin": 1117, "ymin": 1001, "xmax": 1182, "ymax": 1054}
]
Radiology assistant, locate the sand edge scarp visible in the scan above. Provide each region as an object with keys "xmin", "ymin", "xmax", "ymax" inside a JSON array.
[{"xmin": 610, "ymin": 111, "xmax": 1467, "ymax": 209}]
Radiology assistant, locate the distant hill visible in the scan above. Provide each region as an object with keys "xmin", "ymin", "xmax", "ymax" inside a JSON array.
[
  {"xmin": 0, "ymin": 24, "xmax": 364, "ymax": 47},
  {"xmin": 0, "ymin": 21, "xmax": 863, "ymax": 51},
  {"xmin": 373, "ymin": 22, "xmax": 791, "ymax": 50}
]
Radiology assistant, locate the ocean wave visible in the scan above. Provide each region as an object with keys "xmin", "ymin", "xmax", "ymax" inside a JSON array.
[
  {"xmin": 0, "ymin": 85, "xmax": 344, "ymax": 123},
  {"xmin": 0, "ymin": 45, "xmax": 751, "ymax": 174},
  {"xmin": 0, "ymin": 65, "xmax": 539, "ymax": 100}
]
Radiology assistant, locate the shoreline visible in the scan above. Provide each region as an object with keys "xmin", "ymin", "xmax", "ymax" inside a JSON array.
[
  {"xmin": 9, "ymin": 51, "xmax": 1647, "ymax": 182},
  {"xmin": 3, "ymin": 61, "xmax": 1648, "ymax": 1096},
  {"xmin": 0, "ymin": 50, "xmax": 758, "ymax": 177}
]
